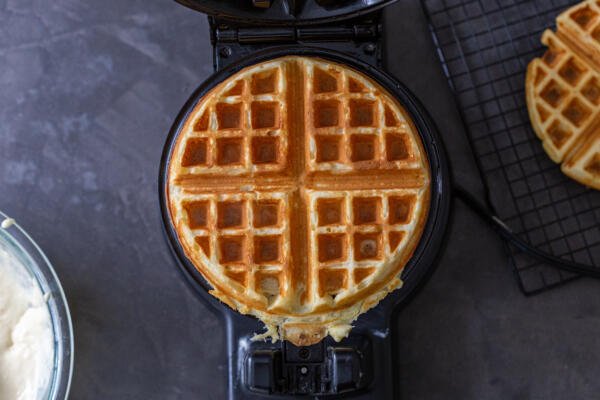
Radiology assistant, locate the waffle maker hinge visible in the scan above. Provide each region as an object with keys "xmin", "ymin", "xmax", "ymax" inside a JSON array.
[
  {"xmin": 224, "ymin": 311, "xmax": 396, "ymax": 399},
  {"xmin": 244, "ymin": 335, "xmax": 373, "ymax": 396},
  {"xmin": 209, "ymin": 14, "xmax": 383, "ymax": 71}
]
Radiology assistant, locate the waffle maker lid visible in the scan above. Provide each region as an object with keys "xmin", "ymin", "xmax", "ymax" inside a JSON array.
[{"xmin": 174, "ymin": 0, "xmax": 397, "ymax": 25}]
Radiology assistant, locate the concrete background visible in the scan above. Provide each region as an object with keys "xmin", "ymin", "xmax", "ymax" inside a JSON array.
[{"xmin": 1, "ymin": 1, "xmax": 599, "ymax": 399}]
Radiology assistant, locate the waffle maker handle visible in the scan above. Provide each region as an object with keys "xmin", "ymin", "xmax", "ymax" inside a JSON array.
[{"xmin": 225, "ymin": 311, "xmax": 399, "ymax": 399}]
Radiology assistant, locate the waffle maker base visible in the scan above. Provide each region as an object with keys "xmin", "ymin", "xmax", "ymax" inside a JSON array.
[{"xmin": 160, "ymin": 47, "xmax": 451, "ymax": 399}]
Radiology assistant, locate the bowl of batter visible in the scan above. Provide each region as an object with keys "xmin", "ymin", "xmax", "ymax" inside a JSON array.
[{"xmin": 0, "ymin": 210, "xmax": 73, "ymax": 400}]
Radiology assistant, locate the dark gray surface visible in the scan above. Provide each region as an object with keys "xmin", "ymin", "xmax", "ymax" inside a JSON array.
[{"xmin": 0, "ymin": 1, "xmax": 599, "ymax": 399}]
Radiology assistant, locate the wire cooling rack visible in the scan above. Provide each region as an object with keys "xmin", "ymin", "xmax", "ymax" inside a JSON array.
[{"xmin": 421, "ymin": 0, "xmax": 600, "ymax": 294}]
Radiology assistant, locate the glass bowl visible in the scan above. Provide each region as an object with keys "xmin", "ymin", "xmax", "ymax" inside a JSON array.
[{"xmin": 0, "ymin": 210, "xmax": 74, "ymax": 400}]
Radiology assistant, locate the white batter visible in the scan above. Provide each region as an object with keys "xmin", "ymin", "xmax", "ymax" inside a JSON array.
[{"xmin": 0, "ymin": 227, "xmax": 54, "ymax": 400}]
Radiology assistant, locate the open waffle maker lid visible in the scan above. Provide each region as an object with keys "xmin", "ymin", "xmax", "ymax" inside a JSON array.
[{"xmin": 174, "ymin": 0, "xmax": 397, "ymax": 25}]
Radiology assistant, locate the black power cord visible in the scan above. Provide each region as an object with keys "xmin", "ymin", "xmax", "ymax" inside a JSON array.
[{"xmin": 454, "ymin": 185, "xmax": 600, "ymax": 279}]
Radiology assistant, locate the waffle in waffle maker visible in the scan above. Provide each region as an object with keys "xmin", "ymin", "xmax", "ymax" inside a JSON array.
[{"xmin": 159, "ymin": 1, "xmax": 451, "ymax": 398}]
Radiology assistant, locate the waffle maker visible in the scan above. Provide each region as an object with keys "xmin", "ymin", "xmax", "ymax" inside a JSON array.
[{"xmin": 159, "ymin": 1, "xmax": 451, "ymax": 398}]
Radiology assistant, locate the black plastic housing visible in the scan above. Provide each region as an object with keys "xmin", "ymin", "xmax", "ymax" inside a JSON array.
[
  {"xmin": 159, "ymin": 47, "xmax": 451, "ymax": 399},
  {"xmin": 175, "ymin": 0, "xmax": 396, "ymax": 26}
]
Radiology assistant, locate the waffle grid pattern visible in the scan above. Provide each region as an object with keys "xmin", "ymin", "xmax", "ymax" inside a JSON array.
[
  {"xmin": 423, "ymin": 0, "xmax": 600, "ymax": 294},
  {"xmin": 304, "ymin": 61, "xmax": 420, "ymax": 172},
  {"xmin": 168, "ymin": 56, "xmax": 430, "ymax": 317},
  {"xmin": 557, "ymin": 0, "xmax": 600, "ymax": 65},
  {"xmin": 531, "ymin": 30, "xmax": 600, "ymax": 161},
  {"xmin": 181, "ymin": 192, "xmax": 291, "ymax": 305},
  {"xmin": 179, "ymin": 62, "xmax": 288, "ymax": 175},
  {"xmin": 307, "ymin": 190, "xmax": 417, "ymax": 297}
]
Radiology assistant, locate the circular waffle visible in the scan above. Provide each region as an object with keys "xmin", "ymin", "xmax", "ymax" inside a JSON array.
[{"xmin": 165, "ymin": 55, "xmax": 431, "ymax": 345}]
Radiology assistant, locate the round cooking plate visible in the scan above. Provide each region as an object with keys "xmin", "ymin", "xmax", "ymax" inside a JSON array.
[
  {"xmin": 159, "ymin": 47, "xmax": 451, "ymax": 344},
  {"xmin": 175, "ymin": 0, "xmax": 397, "ymax": 25}
]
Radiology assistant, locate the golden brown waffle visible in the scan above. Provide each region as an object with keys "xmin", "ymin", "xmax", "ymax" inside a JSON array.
[
  {"xmin": 167, "ymin": 56, "xmax": 431, "ymax": 346},
  {"xmin": 526, "ymin": 0, "xmax": 600, "ymax": 190}
]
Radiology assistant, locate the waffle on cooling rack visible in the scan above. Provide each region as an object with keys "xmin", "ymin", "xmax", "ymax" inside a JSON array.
[
  {"xmin": 166, "ymin": 56, "xmax": 431, "ymax": 345},
  {"xmin": 526, "ymin": 0, "xmax": 600, "ymax": 190}
]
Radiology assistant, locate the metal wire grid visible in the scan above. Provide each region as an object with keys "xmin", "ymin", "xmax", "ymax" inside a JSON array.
[{"xmin": 422, "ymin": 0, "xmax": 600, "ymax": 294}]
